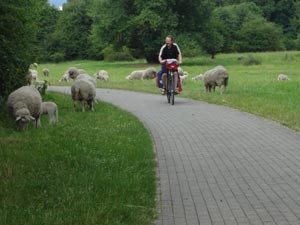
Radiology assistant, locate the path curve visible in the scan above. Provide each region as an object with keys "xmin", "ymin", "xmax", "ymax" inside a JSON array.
[{"xmin": 49, "ymin": 86, "xmax": 300, "ymax": 225}]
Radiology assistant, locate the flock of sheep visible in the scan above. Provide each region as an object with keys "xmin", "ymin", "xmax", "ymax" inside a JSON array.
[{"xmin": 7, "ymin": 62, "xmax": 291, "ymax": 131}]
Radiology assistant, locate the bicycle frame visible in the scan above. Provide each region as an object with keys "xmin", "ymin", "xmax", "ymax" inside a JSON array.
[{"xmin": 165, "ymin": 59, "xmax": 179, "ymax": 105}]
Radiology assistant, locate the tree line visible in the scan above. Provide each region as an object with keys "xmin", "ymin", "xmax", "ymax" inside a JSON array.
[{"xmin": 1, "ymin": 0, "xmax": 300, "ymax": 97}]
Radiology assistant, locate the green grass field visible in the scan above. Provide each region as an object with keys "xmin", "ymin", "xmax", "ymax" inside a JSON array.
[
  {"xmin": 0, "ymin": 93, "xmax": 156, "ymax": 225},
  {"xmin": 40, "ymin": 51, "xmax": 300, "ymax": 131}
]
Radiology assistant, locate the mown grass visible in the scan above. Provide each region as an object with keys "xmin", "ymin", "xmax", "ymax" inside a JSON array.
[
  {"xmin": 38, "ymin": 51, "xmax": 300, "ymax": 130},
  {"xmin": 0, "ymin": 92, "xmax": 156, "ymax": 225}
]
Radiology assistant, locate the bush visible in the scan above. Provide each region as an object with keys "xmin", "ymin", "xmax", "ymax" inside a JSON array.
[
  {"xmin": 102, "ymin": 45, "xmax": 134, "ymax": 61},
  {"xmin": 50, "ymin": 52, "xmax": 65, "ymax": 63},
  {"xmin": 242, "ymin": 54, "xmax": 262, "ymax": 66}
]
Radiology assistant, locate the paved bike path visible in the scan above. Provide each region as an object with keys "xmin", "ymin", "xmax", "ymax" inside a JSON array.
[{"xmin": 49, "ymin": 86, "xmax": 300, "ymax": 225}]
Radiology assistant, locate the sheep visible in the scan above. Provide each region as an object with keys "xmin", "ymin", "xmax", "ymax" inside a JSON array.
[
  {"xmin": 94, "ymin": 70, "xmax": 109, "ymax": 81},
  {"xmin": 71, "ymin": 79, "xmax": 96, "ymax": 112},
  {"xmin": 7, "ymin": 86, "xmax": 42, "ymax": 131},
  {"xmin": 126, "ymin": 67, "xmax": 157, "ymax": 80},
  {"xmin": 29, "ymin": 69, "xmax": 38, "ymax": 81},
  {"xmin": 67, "ymin": 67, "xmax": 87, "ymax": 79},
  {"xmin": 126, "ymin": 70, "xmax": 144, "ymax": 80},
  {"xmin": 142, "ymin": 67, "xmax": 157, "ymax": 79},
  {"xmin": 41, "ymin": 101, "xmax": 58, "ymax": 124},
  {"xmin": 59, "ymin": 73, "xmax": 70, "ymax": 82},
  {"xmin": 42, "ymin": 68, "xmax": 49, "ymax": 76},
  {"xmin": 277, "ymin": 74, "xmax": 289, "ymax": 81},
  {"xmin": 203, "ymin": 66, "xmax": 229, "ymax": 94},
  {"xmin": 67, "ymin": 67, "xmax": 96, "ymax": 86},
  {"xmin": 180, "ymin": 73, "xmax": 189, "ymax": 84},
  {"xmin": 192, "ymin": 74, "xmax": 203, "ymax": 81}
]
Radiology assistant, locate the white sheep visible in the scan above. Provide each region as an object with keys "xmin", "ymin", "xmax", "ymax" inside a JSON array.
[
  {"xmin": 29, "ymin": 69, "xmax": 38, "ymax": 81},
  {"xmin": 95, "ymin": 70, "xmax": 109, "ymax": 81},
  {"xmin": 142, "ymin": 67, "xmax": 157, "ymax": 79},
  {"xmin": 59, "ymin": 73, "xmax": 70, "ymax": 82},
  {"xmin": 126, "ymin": 67, "xmax": 157, "ymax": 80},
  {"xmin": 41, "ymin": 101, "xmax": 58, "ymax": 124},
  {"xmin": 71, "ymin": 79, "xmax": 96, "ymax": 112},
  {"xmin": 192, "ymin": 74, "xmax": 203, "ymax": 81},
  {"xmin": 203, "ymin": 66, "xmax": 229, "ymax": 94},
  {"xmin": 67, "ymin": 67, "xmax": 96, "ymax": 86},
  {"xmin": 42, "ymin": 68, "xmax": 49, "ymax": 76},
  {"xmin": 126, "ymin": 70, "xmax": 144, "ymax": 80},
  {"xmin": 180, "ymin": 73, "xmax": 189, "ymax": 84},
  {"xmin": 67, "ymin": 67, "xmax": 87, "ymax": 79},
  {"xmin": 277, "ymin": 74, "xmax": 289, "ymax": 81},
  {"xmin": 7, "ymin": 86, "xmax": 42, "ymax": 131}
]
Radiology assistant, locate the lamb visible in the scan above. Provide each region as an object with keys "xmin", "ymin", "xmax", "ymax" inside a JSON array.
[
  {"xmin": 59, "ymin": 73, "xmax": 70, "ymax": 82},
  {"xmin": 29, "ymin": 69, "xmax": 38, "ymax": 81},
  {"xmin": 7, "ymin": 86, "xmax": 42, "ymax": 131},
  {"xmin": 71, "ymin": 79, "xmax": 96, "ymax": 112},
  {"xmin": 192, "ymin": 74, "xmax": 203, "ymax": 81},
  {"xmin": 40, "ymin": 101, "xmax": 58, "ymax": 124},
  {"xmin": 277, "ymin": 74, "xmax": 289, "ymax": 81},
  {"xmin": 42, "ymin": 68, "xmax": 49, "ymax": 76},
  {"xmin": 95, "ymin": 70, "xmax": 109, "ymax": 81},
  {"xmin": 203, "ymin": 66, "xmax": 229, "ymax": 94},
  {"xmin": 180, "ymin": 73, "xmax": 189, "ymax": 84}
]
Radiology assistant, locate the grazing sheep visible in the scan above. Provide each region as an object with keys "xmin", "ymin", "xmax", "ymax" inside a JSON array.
[
  {"xmin": 59, "ymin": 73, "xmax": 70, "ymax": 82},
  {"xmin": 142, "ymin": 67, "xmax": 157, "ymax": 79},
  {"xmin": 42, "ymin": 68, "xmax": 49, "ymax": 76},
  {"xmin": 192, "ymin": 74, "xmax": 203, "ymax": 81},
  {"xmin": 126, "ymin": 67, "xmax": 157, "ymax": 80},
  {"xmin": 277, "ymin": 74, "xmax": 289, "ymax": 81},
  {"xmin": 7, "ymin": 86, "xmax": 42, "ymax": 131},
  {"xmin": 71, "ymin": 79, "xmax": 96, "ymax": 112},
  {"xmin": 95, "ymin": 70, "xmax": 109, "ymax": 81},
  {"xmin": 67, "ymin": 67, "xmax": 87, "ymax": 79},
  {"xmin": 41, "ymin": 101, "xmax": 58, "ymax": 124},
  {"xmin": 203, "ymin": 66, "xmax": 229, "ymax": 94},
  {"xmin": 67, "ymin": 67, "xmax": 96, "ymax": 86},
  {"xmin": 180, "ymin": 74, "xmax": 189, "ymax": 84}
]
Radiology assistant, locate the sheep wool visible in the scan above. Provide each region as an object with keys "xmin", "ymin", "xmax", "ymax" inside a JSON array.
[
  {"xmin": 203, "ymin": 66, "xmax": 229, "ymax": 94},
  {"xmin": 7, "ymin": 86, "xmax": 42, "ymax": 131},
  {"xmin": 71, "ymin": 79, "xmax": 96, "ymax": 112}
]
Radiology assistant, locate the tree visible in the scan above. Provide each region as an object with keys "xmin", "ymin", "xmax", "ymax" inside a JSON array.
[
  {"xmin": 0, "ymin": 0, "xmax": 41, "ymax": 98},
  {"xmin": 212, "ymin": 2, "xmax": 264, "ymax": 52},
  {"xmin": 53, "ymin": 0, "xmax": 93, "ymax": 61},
  {"xmin": 237, "ymin": 18, "xmax": 285, "ymax": 52}
]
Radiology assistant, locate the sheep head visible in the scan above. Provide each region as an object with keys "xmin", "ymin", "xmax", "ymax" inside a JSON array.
[{"xmin": 15, "ymin": 108, "xmax": 35, "ymax": 131}]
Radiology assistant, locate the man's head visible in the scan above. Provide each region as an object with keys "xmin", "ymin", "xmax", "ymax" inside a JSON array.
[{"xmin": 165, "ymin": 35, "xmax": 174, "ymax": 47}]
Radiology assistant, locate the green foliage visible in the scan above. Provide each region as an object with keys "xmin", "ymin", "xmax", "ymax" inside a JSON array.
[
  {"xmin": 50, "ymin": 52, "xmax": 65, "ymax": 63},
  {"xmin": 237, "ymin": 18, "xmax": 285, "ymax": 52},
  {"xmin": 102, "ymin": 45, "xmax": 134, "ymax": 61},
  {"xmin": 175, "ymin": 33, "xmax": 203, "ymax": 57},
  {"xmin": 0, "ymin": 0, "xmax": 40, "ymax": 98},
  {"xmin": 241, "ymin": 54, "xmax": 262, "ymax": 66}
]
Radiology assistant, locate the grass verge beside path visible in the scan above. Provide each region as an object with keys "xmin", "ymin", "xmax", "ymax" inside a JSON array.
[{"xmin": 0, "ymin": 92, "xmax": 156, "ymax": 225}]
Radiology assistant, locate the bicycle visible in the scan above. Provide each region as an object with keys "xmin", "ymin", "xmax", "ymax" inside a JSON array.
[{"xmin": 165, "ymin": 59, "xmax": 179, "ymax": 105}]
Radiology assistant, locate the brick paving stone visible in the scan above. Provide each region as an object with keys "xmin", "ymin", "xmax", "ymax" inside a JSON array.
[{"xmin": 49, "ymin": 87, "xmax": 300, "ymax": 225}]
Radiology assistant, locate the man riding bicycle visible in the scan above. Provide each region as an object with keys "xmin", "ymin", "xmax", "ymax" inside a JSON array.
[{"xmin": 158, "ymin": 35, "xmax": 182, "ymax": 95}]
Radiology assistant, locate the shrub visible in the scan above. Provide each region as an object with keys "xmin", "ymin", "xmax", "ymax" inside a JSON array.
[
  {"xmin": 242, "ymin": 54, "xmax": 262, "ymax": 66},
  {"xmin": 102, "ymin": 45, "xmax": 134, "ymax": 61},
  {"xmin": 50, "ymin": 52, "xmax": 65, "ymax": 63}
]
